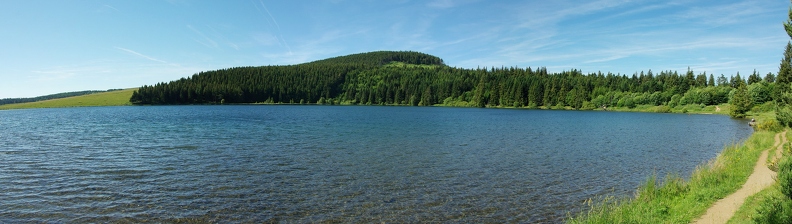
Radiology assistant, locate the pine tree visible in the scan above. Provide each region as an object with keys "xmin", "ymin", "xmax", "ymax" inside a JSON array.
[
  {"xmin": 765, "ymin": 72, "xmax": 776, "ymax": 83},
  {"xmin": 731, "ymin": 72, "xmax": 744, "ymax": 88},
  {"xmin": 730, "ymin": 84, "xmax": 752, "ymax": 118},
  {"xmin": 748, "ymin": 69, "xmax": 762, "ymax": 85},
  {"xmin": 717, "ymin": 74, "xmax": 728, "ymax": 86},
  {"xmin": 778, "ymin": 2, "xmax": 792, "ymax": 127}
]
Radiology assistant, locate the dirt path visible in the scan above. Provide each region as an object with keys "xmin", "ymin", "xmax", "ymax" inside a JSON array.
[
  {"xmin": 775, "ymin": 132, "xmax": 787, "ymax": 164},
  {"xmin": 692, "ymin": 131, "xmax": 786, "ymax": 224}
]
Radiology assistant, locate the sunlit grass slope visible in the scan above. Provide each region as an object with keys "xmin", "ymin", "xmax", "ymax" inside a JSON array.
[{"xmin": 0, "ymin": 88, "xmax": 136, "ymax": 110}]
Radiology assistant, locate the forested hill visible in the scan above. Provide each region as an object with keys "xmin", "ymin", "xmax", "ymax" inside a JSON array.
[
  {"xmin": 130, "ymin": 50, "xmax": 780, "ymax": 117},
  {"xmin": 130, "ymin": 51, "xmax": 445, "ymax": 105}
]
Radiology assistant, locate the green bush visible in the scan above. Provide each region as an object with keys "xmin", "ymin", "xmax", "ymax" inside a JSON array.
[
  {"xmin": 581, "ymin": 101, "xmax": 597, "ymax": 110},
  {"xmin": 752, "ymin": 191, "xmax": 792, "ymax": 224},
  {"xmin": 752, "ymin": 101, "xmax": 777, "ymax": 113},
  {"xmin": 754, "ymin": 119, "xmax": 784, "ymax": 132},
  {"xmin": 780, "ymin": 156, "xmax": 792, "ymax": 200},
  {"xmin": 669, "ymin": 94, "xmax": 681, "ymax": 108},
  {"xmin": 654, "ymin": 105, "xmax": 671, "ymax": 113},
  {"xmin": 748, "ymin": 82, "xmax": 772, "ymax": 104},
  {"xmin": 553, "ymin": 102, "xmax": 566, "ymax": 110}
]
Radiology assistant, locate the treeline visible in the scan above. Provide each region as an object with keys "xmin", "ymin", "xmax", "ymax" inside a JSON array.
[
  {"xmin": 130, "ymin": 51, "xmax": 780, "ymax": 117},
  {"xmin": 130, "ymin": 51, "xmax": 444, "ymax": 104},
  {"xmin": 0, "ymin": 89, "xmax": 123, "ymax": 106}
]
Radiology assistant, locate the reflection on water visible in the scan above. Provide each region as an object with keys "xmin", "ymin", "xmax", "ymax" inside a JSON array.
[{"xmin": 0, "ymin": 105, "xmax": 752, "ymax": 222}]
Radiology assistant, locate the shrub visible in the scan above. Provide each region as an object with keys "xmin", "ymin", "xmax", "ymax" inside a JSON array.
[
  {"xmin": 754, "ymin": 119, "xmax": 783, "ymax": 132},
  {"xmin": 654, "ymin": 105, "xmax": 671, "ymax": 113},
  {"xmin": 669, "ymin": 94, "xmax": 681, "ymax": 108},
  {"xmin": 748, "ymin": 82, "xmax": 772, "ymax": 104},
  {"xmin": 553, "ymin": 102, "xmax": 565, "ymax": 110},
  {"xmin": 752, "ymin": 101, "xmax": 777, "ymax": 113},
  {"xmin": 780, "ymin": 156, "xmax": 792, "ymax": 200},
  {"xmin": 581, "ymin": 101, "xmax": 596, "ymax": 110},
  {"xmin": 752, "ymin": 192, "xmax": 792, "ymax": 224}
]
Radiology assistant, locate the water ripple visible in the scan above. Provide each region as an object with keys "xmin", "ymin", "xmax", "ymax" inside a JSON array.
[{"xmin": 0, "ymin": 106, "xmax": 752, "ymax": 223}]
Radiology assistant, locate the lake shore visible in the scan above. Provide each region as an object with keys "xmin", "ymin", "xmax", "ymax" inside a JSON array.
[
  {"xmin": 566, "ymin": 114, "xmax": 779, "ymax": 223},
  {"xmin": 1, "ymin": 93, "xmax": 775, "ymax": 222}
]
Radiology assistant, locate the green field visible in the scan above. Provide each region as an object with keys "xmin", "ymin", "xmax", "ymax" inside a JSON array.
[{"xmin": 0, "ymin": 88, "xmax": 136, "ymax": 110}]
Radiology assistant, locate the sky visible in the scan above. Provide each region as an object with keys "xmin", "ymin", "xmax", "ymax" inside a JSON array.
[{"xmin": 0, "ymin": 0, "xmax": 789, "ymax": 98}]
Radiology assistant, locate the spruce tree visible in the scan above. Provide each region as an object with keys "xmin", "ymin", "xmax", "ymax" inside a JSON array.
[
  {"xmin": 730, "ymin": 84, "xmax": 752, "ymax": 118},
  {"xmin": 748, "ymin": 69, "xmax": 762, "ymax": 85},
  {"xmin": 778, "ymin": 2, "xmax": 792, "ymax": 127}
]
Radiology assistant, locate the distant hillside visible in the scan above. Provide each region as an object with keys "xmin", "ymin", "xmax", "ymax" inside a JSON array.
[
  {"xmin": 130, "ymin": 51, "xmax": 446, "ymax": 105},
  {"xmin": 0, "ymin": 89, "xmax": 123, "ymax": 106},
  {"xmin": 0, "ymin": 88, "xmax": 136, "ymax": 110},
  {"xmin": 130, "ymin": 50, "xmax": 774, "ymax": 116}
]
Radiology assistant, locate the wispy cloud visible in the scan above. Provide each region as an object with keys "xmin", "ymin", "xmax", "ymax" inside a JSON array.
[
  {"xmin": 228, "ymin": 43, "xmax": 239, "ymax": 50},
  {"xmin": 258, "ymin": 1, "xmax": 280, "ymax": 31},
  {"xmin": 164, "ymin": 0, "xmax": 189, "ymax": 6},
  {"xmin": 102, "ymin": 4, "xmax": 120, "ymax": 12},
  {"xmin": 254, "ymin": 0, "xmax": 292, "ymax": 54},
  {"xmin": 30, "ymin": 63, "xmax": 113, "ymax": 82},
  {"xmin": 427, "ymin": 0, "xmax": 455, "ymax": 9},
  {"xmin": 426, "ymin": 0, "xmax": 479, "ymax": 9},
  {"xmin": 678, "ymin": 1, "xmax": 769, "ymax": 27},
  {"xmin": 114, "ymin": 47, "xmax": 173, "ymax": 65},
  {"xmin": 516, "ymin": 0, "xmax": 631, "ymax": 30},
  {"xmin": 187, "ymin": 25, "xmax": 219, "ymax": 49}
]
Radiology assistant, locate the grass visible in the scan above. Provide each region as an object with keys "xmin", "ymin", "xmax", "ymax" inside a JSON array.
[
  {"xmin": 0, "ymin": 88, "xmax": 136, "ymax": 110},
  {"xmin": 566, "ymin": 130, "xmax": 776, "ymax": 223},
  {"xmin": 727, "ymin": 184, "xmax": 785, "ymax": 223},
  {"xmin": 600, "ymin": 103, "xmax": 729, "ymax": 115},
  {"xmin": 728, "ymin": 130, "xmax": 792, "ymax": 224},
  {"xmin": 383, "ymin": 61, "xmax": 442, "ymax": 69}
]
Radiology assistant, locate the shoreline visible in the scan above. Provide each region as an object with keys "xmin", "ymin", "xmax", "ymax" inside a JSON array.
[{"xmin": 567, "ymin": 121, "xmax": 777, "ymax": 223}]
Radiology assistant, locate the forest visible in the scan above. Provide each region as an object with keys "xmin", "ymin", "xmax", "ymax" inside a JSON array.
[{"xmin": 130, "ymin": 51, "xmax": 783, "ymax": 118}]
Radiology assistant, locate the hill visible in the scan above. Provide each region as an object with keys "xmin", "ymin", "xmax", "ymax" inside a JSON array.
[
  {"xmin": 130, "ymin": 51, "xmax": 445, "ymax": 105},
  {"xmin": 129, "ymin": 50, "xmax": 775, "ymax": 118},
  {"xmin": 0, "ymin": 89, "xmax": 123, "ymax": 106},
  {"xmin": 0, "ymin": 88, "xmax": 136, "ymax": 110}
]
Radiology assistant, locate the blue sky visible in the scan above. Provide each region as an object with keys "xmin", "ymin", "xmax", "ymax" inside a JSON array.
[{"xmin": 0, "ymin": 0, "xmax": 789, "ymax": 98}]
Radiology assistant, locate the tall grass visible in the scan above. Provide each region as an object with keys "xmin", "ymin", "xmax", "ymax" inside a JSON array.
[
  {"xmin": 567, "ymin": 131, "xmax": 775, "ymax": 223},
  {"xmin": 0, "ymin": 88, "xmax": 135, "ymax": 110},
  {"xmin": 730, "ymin": 131, "xmax": 792, "ymax": 224}
]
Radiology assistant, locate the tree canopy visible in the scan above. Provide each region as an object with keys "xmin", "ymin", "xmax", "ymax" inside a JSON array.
[{"xmin": 130, "ymin": 51, "xmax": 774, "ymax": 118}]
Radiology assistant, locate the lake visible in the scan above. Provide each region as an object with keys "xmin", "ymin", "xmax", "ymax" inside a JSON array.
[{"xmin": 0, "ymin": 105, "xmax": 753, "ymax": 223}]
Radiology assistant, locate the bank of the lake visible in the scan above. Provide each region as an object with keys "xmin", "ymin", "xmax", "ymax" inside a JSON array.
[{"xmin": 567, "ymin": 113, "xmax": 778, "ymax": 223}]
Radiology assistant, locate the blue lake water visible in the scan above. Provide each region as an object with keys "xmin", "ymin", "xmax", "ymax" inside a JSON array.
[{"xmin": 0, "ymin": 105, "xmax": 753, "ymax": 222}]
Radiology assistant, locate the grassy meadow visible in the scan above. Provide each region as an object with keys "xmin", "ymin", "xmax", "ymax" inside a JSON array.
[{"xmin": 0, "ymin": 88, "xmax": 136, "ymax": 110}]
